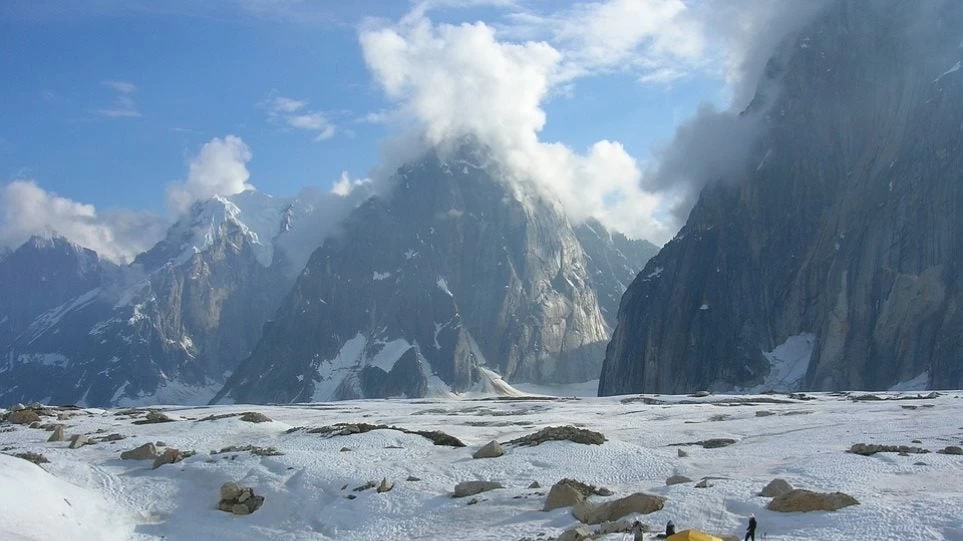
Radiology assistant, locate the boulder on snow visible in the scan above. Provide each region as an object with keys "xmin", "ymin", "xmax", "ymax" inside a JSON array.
[
  {"xmin": 68, "ymin": 434, "xmax": 91, "ymax": 449},
  {"xmin": 452, "ymin": 481, "xmax": 503, "ymax": 498},
  {"xmin": 677, "ymin": 449, "xmax": 688, "ymax": 458},
  {"xmin": 572, "ymin": 492, "xmax": 665, "ymax": 524},
  {"xmin": 666, "ymin": 475, "xmax": 692, "ymax": 486},
  {"xmin": 694, "ymin": 479, "xmax": 712, "ymax": 488},
  {"xmin": 218, "ymin": 482, "xmax": 264, "ymax": 515},
  {"xmin": 239, "ymin": 412, "xmax": 272, "ymax": 423},
  {"xmin": 558, "ymin": 525, "xmax": 593, "ymax": 541},
  {"xmin": 377, "ymin": 478, "xmax": 394, "ymax": 493},
  {"xmin": 47, "ymin": 425, "xmax": 65, "ymax": 442},
  {"xmin": 152, "ymin": 447, "xmax": 186, "ymax": 469},
  {"xmin": 939, "ymin": 446, "xmax": 962, "ymax": 455},
  {"xmin": 543, "ymin": 482, "xmax": 585, "ymax": 511},
  {"xmin": 767, "ymin": 489, "xmax": 859, "ymax": 512},
  {"xmin": 7, "ymin": 410, "xmax": 40, "ymax": 425},
  {"xmin": 472, "ymin": 440, "xmax": 505, "ymax": 459},
  {"xmin": 849, "ymin": 443, "xmax": 927, "ymax": 456},
  {"xmin": 121, "ymin": 442, "xmax": 158, "ymax": 460},
  {"xmin": 132, "ymin": 411, "xmax": 174, "ymax": 425},
  {"xmin": 760, "ymin": 478, "xmax": 793, "ymax": 498}
]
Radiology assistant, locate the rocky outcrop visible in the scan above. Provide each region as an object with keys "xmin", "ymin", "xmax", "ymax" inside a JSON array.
[
  {"xmin": 120, "ymin": 443, "xmax": 158, "ymax": 460},
  {"xmin": 768, "ymin": 489, "xmax": 859, "ymax": 512},
  {"xmin": 600, "ymin": 0, "xmax": 963, "ymax": 395}
]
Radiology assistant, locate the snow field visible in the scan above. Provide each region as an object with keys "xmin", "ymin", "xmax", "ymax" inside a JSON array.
[{"xmin": 0, "ymin": 392, "xmax": 961, "ymax": 540}]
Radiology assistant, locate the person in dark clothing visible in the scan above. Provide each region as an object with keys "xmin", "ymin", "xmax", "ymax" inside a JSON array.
[
  {"xmin": 666, "ymin": 520, "xmax": 676, "ymax": 536},
  {"xmin": 631, "ymin": 520, "xmax": 645, "ymax": 541},
  {"xmin": 745, "ymin": 514, "xmax": 757, "ymax": 541}
]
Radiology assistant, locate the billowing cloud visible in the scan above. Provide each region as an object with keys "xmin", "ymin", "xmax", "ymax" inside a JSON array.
[
  {"xmin": 165, "ymin": 135, "xmax": 255, "ymax": 215},
  {"xmin": 97, "ymin": 79, "xmax": 141, "ymax": 118},
  {"xmin": 359, "ymin": 1, "xmax": 838, "ymax": 241},
  {"xmin": 360, "ymin": 10, "xmax": 676, "ymax": 242},
  {"xmin": 266, "ymin": 95, "xmax": 337, "ymax": 141},
  {"xmin": 0, "ymin": 180, "xmax": 165, "ymax": 262}
]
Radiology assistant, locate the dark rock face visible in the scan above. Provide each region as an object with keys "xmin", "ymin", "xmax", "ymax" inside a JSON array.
[
  {"xmin": 0, "ymin": 235, "xmax": 117, "ymax": 351},
  {"xmin": 218, "ymin": 148, "xmax": 652, "ymax": 403},
  {"xmin": 600, "ymin": 0, "xmax": 963, "ymax": 396}
]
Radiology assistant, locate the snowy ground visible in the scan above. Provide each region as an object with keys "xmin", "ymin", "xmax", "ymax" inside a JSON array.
[{"xmin": 2, "ymin": 390, "xmax": 962, "ymax": 541}]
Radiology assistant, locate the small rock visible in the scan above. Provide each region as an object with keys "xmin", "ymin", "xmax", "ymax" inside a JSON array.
[
  {"xmin": 528, "ymin": 481, "xmax": 541, "ymax": 489},
  {"xmin": 666, "ymin": 475, "xmax": 692, "ymax": 486},
  {"xmin": 453, "ymin": 481, "xmax": 503, "ymax": 498},
  {"xmin": 755, "ymin": 411, "xmax": 774, "ymax": 417},
  {"xmin": 68, "ymin": 434, "xmax": 91, "ymax": 449},
  {"xmin": 155, "ymin": 441, "xmax": 167, "ymax": 447},
  {"xmin": 767, "ymin": 489, "xmax": 859, "ymax": 512},
  {"xmin": 232, "ymin": 503, "xmax": 250, "ymax": 515},
  {"xmin": 132, "ymin": 411, "xmax": 174, "ymax": 425},
  {"xmin": 694, "ymin": 479, "xmax": 711, "ymax": 488},
  {"xmin": 47, "ymin": 425, "xmax": 65, "ymax": 442},
  {"xmin": 340, "ymin": 447, "xmax": 352, "ymax": 452},
  {"xmin": 597, "ymin": 487, "xmax": 613, "ymax": 496},
  {"xmin": 104, "ymin": 433, "xmax": 125, "ymax": 441},
  {"xmin": 677, "ymin": 449, "xmax": 688, "ymax": 458},
  {"xmin": 221, "ymin": 482, "xmax": 242, "ymax": 501},
  {"xmin": 914, "ymin": 462, "xmax": 927, "ymax": 466},
  {"xmin": 558, "ymin": 525, "xmax": 593, "ymax": 541},
  {"xmin": 760, "ymin": 478, "xmax": 793, "ymax": 498},
  {"xmin": 911, "ymin": 440, "xmax": 922, "ymax": 444},
  {"xmin": 346, "ymin": 494, "xmax": 357, "ymax": 500},
  {"xmin": 238, "ymin": 489, "xmax": 252, "ymax": 503},
  {"xmin": 406, "ymin": 476, "xmax": 421, "ymax": 482},
  {"xmin": 377, "ymin": 478, "xmax": 394, "ymax": 493},
  {"xmin": 152, "ymin": 447, "xmax": 183, "ymax": 469},
  {"xmin": 939, "ymin": 446, "xmax": 963, "ymax": 455},
  {"xmin": 597, "ymin": 520, "xmax": 635, "ymax": 535},
  {"xmin": 121, "ymin": 442, "xmax": 158, "ymax": 460},
  {"xmin": 239, "ymin": 412, "xmax": 272, "ymax": 423},
  {"xmin": 473, "ymin": 440, "xmax": 505, "ymax": 459},
  {"xmin": 466, "ymin": 498, "xmax": 479, "ymax": 506},
  {"xmin": 7, "ymin": 410, "xmax": 40, "ymax": 425},
  {"xmin": 692, "ymin": 390, "xmax": 711, "ymax": 398}
]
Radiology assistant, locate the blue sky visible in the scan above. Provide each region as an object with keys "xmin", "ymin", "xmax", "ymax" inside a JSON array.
[{"xmin": 0, "ymin": 0, "xmax": 782, "ymax": 258}]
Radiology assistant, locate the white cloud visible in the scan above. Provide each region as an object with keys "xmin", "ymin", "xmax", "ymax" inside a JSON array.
[
  {"xmin": 360, "ymin": 11, "xmax": 675, "ymax": 242},
  {"xmin": 266, "ymin": 95, "xmax": 337, "ymax": 141},
  {"xmin": 330, "ymin": 171, "xmax": 371, "ymax": 197},
  {"xmin": 166, "ymin": 135, "xmax": 255, "ymax": 214},
  {"xmin": 97, "ymin": 80, "xmax": 141, "ymax": 118},
  {"xmin": 0, "ymin": 180, "xmax": 165, "ymax": 262}
]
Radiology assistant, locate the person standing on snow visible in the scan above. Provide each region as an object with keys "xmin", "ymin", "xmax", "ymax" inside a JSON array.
[
  {"xmin": 745, "ymin": 514, "xmax": 757, "ymax": 541},
  {"xmin": 666, "ymin": 520, "xmax": 676, "ymax": 536}
]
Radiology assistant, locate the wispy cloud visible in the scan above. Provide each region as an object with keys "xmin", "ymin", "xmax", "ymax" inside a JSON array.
[
  {"xmin": 97, "ymin": 80, "xmax": 141, "ymax": 118},
  {"xmin": 265, "ymin": 95, "xmax": 336, "ymax": 141}
]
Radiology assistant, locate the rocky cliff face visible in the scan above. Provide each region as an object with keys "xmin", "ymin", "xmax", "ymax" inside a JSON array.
[
  {"xmin": 217, "ymin": 148, "xmax": 653, "ymax": 403},
  {"xmin": 600, "ymin": 0, "xmax": 963, "ymax": 395}
]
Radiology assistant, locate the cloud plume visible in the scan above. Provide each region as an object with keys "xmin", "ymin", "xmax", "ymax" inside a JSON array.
[
  {"xmin": 360, "ymin": 12, "xmax": 675, "ymax": 242},
  {"xmin": 166, "ymin": 135, "xmax": 255, "ymax": 214}
]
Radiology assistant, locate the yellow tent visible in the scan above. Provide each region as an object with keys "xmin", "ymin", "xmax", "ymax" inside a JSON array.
[{"xmin": 666, "ymin": 529, "xmax": 725, "ymax": 541}]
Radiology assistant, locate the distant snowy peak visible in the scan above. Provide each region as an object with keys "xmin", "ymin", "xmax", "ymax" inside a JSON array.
[
  {"xmin": 134, "ymin": 190, "xmax": 292, "ymax": 270},
  {"xmin": 172, "ymin": 191, "xmax": 291, "ymax": 267}
]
